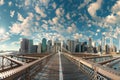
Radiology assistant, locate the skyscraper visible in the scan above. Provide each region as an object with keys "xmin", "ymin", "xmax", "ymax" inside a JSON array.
[
  {"xmin": 20, "ymin": 38, "xmax": 29, "ymax": 53},
  {"xmin": 67, "ymin": 40, "xmax": 76, "ymax": 52},
  {"xmin": 75, "ymin": 42, "xmax": 81, "ymax": 52},
  {"xmin": 105, "ymin": 44, "xmax": 110, "ymax": 54},
  {"xmin": 47, "ymin": 40, "xmax": 52, "ymax": 52},
  {"xmin": 81, "ymin": 42, "xmax": 87, "ymax": 52},
  {"xmin": 28, "ymin": 39, "xmax": 33, "ymax": 53},
  {"xmin": 88, "ymin": 38, "xmax": 93, "ymax": 53},
  {"xmin": 32, "ymin": 45, "xmax": 38, "ymax": 53},
  {"xmin": 97, "ymin": 45, "xmax": 102, "ymax": 52},
  {"xmin": 41, "ymin": 38, "xmax": 47, "ymax": 52},
  {"xmin": 89, "ymin": 38, "xmax": 92, "ymax": 47},
  {"xmin": 37, "ymin": 43, "xmax": 41, "ymax": 53}
]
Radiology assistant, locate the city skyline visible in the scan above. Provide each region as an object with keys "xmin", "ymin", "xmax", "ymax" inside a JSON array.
[{"xmin": 0, "ymin": 0, "xmax": 120, "ymax": 51}]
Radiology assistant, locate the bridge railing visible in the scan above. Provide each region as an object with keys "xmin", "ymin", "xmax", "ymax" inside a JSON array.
[
  {"xmin": 63, "ymin": 52, "xmax": 120, "ymax": 80},
  {"xmin": 0, "ymin": 54, "xmax": 53, "ymax": 80}
]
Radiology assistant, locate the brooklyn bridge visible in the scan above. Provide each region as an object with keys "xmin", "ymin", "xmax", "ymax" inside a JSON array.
[{"xmin": 0, "ymin": 47, "xmax": 120, "ymax": 80}]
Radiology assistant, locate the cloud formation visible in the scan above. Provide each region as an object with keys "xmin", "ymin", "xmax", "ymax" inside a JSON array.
[
  {"xmin": 88, "ymin": 0, "xmax": 102, "ymax": 17},
  {"xmin": 35, "ymin": 5, "xmax": 47, "ymax": 18},
  {"xmin": 0, "ymin": 0, "xmax": 4, "ymax": 6},
  {"xmin": 10, "ymin": 13, "xmax": 34, "ymax": 36}
]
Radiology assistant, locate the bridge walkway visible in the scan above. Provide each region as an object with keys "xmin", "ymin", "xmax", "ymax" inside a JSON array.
[{"xmin": 34, "ymin": 53, "xmax": 89, "ymax": 80}]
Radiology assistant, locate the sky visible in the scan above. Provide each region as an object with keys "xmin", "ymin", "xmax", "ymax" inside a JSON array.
[{"xmin": 0, "ymin": 0, "xmax": 120, "ymax": 51}]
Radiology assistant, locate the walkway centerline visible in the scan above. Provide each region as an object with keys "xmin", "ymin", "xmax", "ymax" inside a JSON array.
[{"xmin": 58, "ymin": 51, "xmax": 63, "ymax": 80}]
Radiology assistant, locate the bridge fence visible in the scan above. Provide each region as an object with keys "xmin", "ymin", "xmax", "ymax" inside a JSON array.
[
  {"xmin": 0, "ymin": 54, "xmax": 53, "ymax": 80},
  {"xmin": 63, "ymin": 52, "xmax": 120, "ymax": 80}
]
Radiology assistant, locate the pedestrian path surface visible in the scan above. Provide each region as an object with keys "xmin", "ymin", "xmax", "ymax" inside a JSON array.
[{"xmin": 34, "ymin": 53, "xmax": 89, "ymax": 80}]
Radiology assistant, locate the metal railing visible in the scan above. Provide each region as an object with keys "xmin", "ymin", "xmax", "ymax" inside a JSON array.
[
  {"xmin": 0, "ymin": 54, "xmax": 53, "ymax": 80},
  {"xmin": 63, "ymin": 52, "xmax": 120, "ymax": 80}
]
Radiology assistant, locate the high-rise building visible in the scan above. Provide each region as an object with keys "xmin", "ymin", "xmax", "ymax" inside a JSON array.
[
  {"xmin": 28, "ymin": 39, "xmax": 33, "ymax": 53},
  {"xmin": 41, "ymin": 38, "xmax": 47, "ymax": 52},
  {"xmin": 81, "ymin": 42, "xmax": 87, "ymax": 52},
  {"xmin": 67, "ymin": 40, "xmax": 76, "ymax": 52},
  {"xmin": 88, "ymin": 38, "xmax": 93, "ymax": 53},
  {"xmin": 20, "ymin": 38, "xmax": 29, "ymax": 53},
  {"xmin": 32, "ymin": 45, "xmax": 38, "ymax": 53},
  {"xmin": 75, "ymin": 42, "xmax": 81, "ymax": 52},
  {"xmin": 97, "ymin": 45, "xmax": 102, "ymax": 52},
  {"xmin": 37, "ymin": 43, "xmax": 41, "ymax": 53},
  {"xmin": 105, "ymin": 44, "xmax": 110, "ymax": 54},
  {"xmin": 89, "ymin": 38, "xmax": 92, "ymax": 47},
  {"xmin": 47, "ymin": 40, "xmax": 52, "ymax": 52}
]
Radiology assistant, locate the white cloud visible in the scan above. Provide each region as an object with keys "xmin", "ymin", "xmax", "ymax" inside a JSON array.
[
  {"xmin": 25, "ymin": 0, "xmax": 31, "ymax": 6},
  {"xmin": 56, "ymin": 8, "xmax": 64, "ymax": 17},
  {"xmin": 50, "ymin": 23, "xmax": 66, "ymax": 34},
  {"xmin": 10, "ymin": 23, "xmax": 22, "ymax": 34},
  {"xmin": 66, "ymin": 13, "xmax": 71, "ymax": 20},
  {"xmin": 41, "ymin": 24, "xmax": 48, "ymax": 30},
  {"xmin": 73, "ymin": 33, "xmax": 83, "ymax": 39},
  {"xmin": 39, "ymin": 0, "xmax": 50, "ymax": 7},
  {"xmin": 21, "ymin": 28, "xmax": 31, "ymax": 36},
  {"xmin": 112, "ymin": 0, "xmax": 120, "ymax": 13},
  {"xmin": 105, "ymin": 14, "xmax": 116, "ymax": 24},
  {"xmin": 116, "ymin": 27, "xmax": 120, "ymax": 34},
  {"xmin": 35, "ymin": 22, "xmax": 39, "ymax": 26},
  {"xmin": 0, "ymin": 27, "xmax": 5, "ymax": 34},
  {"xmin": 78, "ymin": 0, "xmax": 91, "ymax": 9},
  {"xmin": 97, "ymin": 29, "xmax": 100, "ymax": 32},
  {"xmin": 67, "ymin": 23, "xmax": 77, "ymax": 34},
  {"xmin": 11, "ymin": 41, "xmax": 20, "ymax": 45},
  {"xmin": 52, "ymin": 2, "xmax": 56, "ymax": 9},
  {"xmin": 95, "ymin": 33, "xmax": 98, "ymax": 36},
  {"xmin": 48, "ymin": 19, "xmax": 54, "ymax": 25},
  {"xmin": 101, "ymin": 0, "xmax": 120, "ymax": 25},
  {"xmin": 0, "ymin": 28, "xmax": 10, "ymax": 42},
  {"xmin": 42, "ymin": 20, "xmax": 48, "ymax": 24},
  {"xmin": 10, "ymin": 13, "xmax": 34, "ymax": 36},
  {"xmin": 49, "ymin": 33, "xmax": 65, "ymax": 41},
  {"xmin": 0, "ymin": 32, "xmax": 10, "ymax": 42},
  {"xmin": 67, "ymin": 27, "xmax": 73, "ymax": 33},
  {"xmin": 10, "ymin": 10, "xmax": 15, "ymax": 17},
  {"xmin": 8, "ymin": 1, "xmax": 12, "ymax": 6},
  {"xmin": 17, "ymin": 13, "xmax": 24, "ymax": 21},
  {"xmin": 0, "ymin": 0, "xmax": 4, "ymax": 6},
  {"xmin": 0, "ymin": 43, "xmax": 19, "ymax": 51},
  {"xmin": 88, "ymin": 0, "xmax": 102, "ymax": 17},
  {"xmin": 114, "ymin": 27, "xmax": 120, "ymax": 38},
  {"xmin": 35, "ymin": 5, "xmax": 47, "ymax": 18},
  {"xmin": 36, "ymin": 15, "xmax": 41, "ymax": 21},
  {"xmin": 117, "ymin": 11, "xmax": 120, "ymax": 16},
  {"xmin": 52, "ymin": 17, "xmax": 59, "ymax": 24}
]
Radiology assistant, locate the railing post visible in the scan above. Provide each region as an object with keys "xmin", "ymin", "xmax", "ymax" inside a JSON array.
[
  {"xmin": 93, "ymin": 67, "xmax": 98, "ymax": 80},
  {"xmin": 25, "ymin": 68, "xmax": 31, "ymax": 80},
  {"xmin": 2, "ymin": 56, "xmax": 4, "ymax": 70}
]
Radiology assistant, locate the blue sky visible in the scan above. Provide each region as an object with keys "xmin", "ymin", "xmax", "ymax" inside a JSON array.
[{"xmin": 0, "ymin": 0, "xmax": 120, "ymax": 51}]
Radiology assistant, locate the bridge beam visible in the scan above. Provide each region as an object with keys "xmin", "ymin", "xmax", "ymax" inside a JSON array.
[
  {"xmin": 3, "ymin": 56, "xmax": 27, "ymax": 66},
  {"xmin": 98, "ymin": 57, "xmax": 120, "ymax": 65},
  {"xmin": 106, "ymin": 59, "xmax": 120, "ymax": 68}
]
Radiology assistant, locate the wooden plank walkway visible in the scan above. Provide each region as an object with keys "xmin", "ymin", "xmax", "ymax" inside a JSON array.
[{"xmin": 34, "ymin": 53, "xmax": 89, "ymax": 80}]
